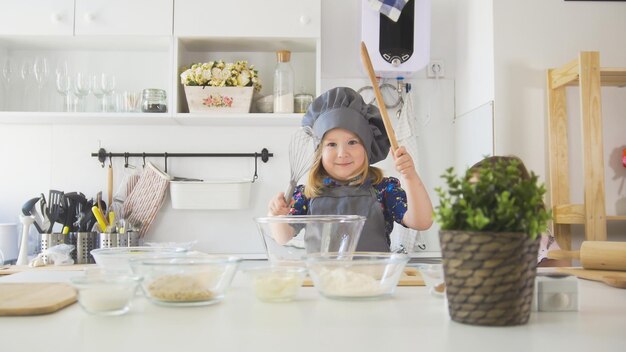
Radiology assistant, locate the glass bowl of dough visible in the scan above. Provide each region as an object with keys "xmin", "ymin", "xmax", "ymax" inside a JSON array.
[
  {"xmin": 130, "ymin": 255, "xmax": 241, "ymax": 306},
  {"xmin": 254, "ymin": 215, "xmax": 366, "ymax": 265},
  {"xmin": 304, "ymin": 252, "xmax": 410, "ymax": 300}
]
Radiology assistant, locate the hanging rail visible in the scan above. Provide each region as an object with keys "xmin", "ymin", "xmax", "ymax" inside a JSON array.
[{"xmin": 91, "ymin": 147, "xmax": 273, "ymax": 181}]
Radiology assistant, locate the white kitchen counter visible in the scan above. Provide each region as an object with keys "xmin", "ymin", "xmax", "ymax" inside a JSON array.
[{"xmin": 1, "ymin": 266, "xmax": 625, "ymax": 352}]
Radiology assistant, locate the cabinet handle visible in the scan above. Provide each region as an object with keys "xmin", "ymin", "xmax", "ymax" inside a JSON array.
[
  {"xmin": 299, "ymin": 15, "xmax": 310, "ymax": 25},
  {"xmin": 83, "ymin": 13, "xmax": 95, "ymax": 23},
  {"xmin": 50, "ymin": 13, "xmax": 62, "ymax": 23}
]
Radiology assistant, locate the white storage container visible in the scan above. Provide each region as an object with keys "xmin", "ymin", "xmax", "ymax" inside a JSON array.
[{"xmin": 170, "ymin": 179, "xmax": 253, "ymax": 210}]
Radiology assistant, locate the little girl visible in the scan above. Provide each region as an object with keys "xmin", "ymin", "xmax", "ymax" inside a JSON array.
[{"xmin": 268, "ymin": 87, "xmax": 433, "ymax": 252}]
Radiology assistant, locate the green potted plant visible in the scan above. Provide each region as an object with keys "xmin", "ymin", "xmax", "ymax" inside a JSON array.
[
  {"xmin": 179, "ymin": 60, "xmax": 262, "ymax": 113},
  {"xmin": 434, "ymin": 156, "xmax": 551, "ymax": 326}
]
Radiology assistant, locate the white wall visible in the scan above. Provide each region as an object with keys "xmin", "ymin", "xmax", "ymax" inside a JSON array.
[
  {"xmin": 492, "ymin": 0, "xmax": 626, "ymax": 240},
  {"xmin": 454, "ymin": 0, "xmax": 493, "ymax": 117},
  {"xmin": 0, "ymin": 0, "xmax": 459, "ymax": 257}
]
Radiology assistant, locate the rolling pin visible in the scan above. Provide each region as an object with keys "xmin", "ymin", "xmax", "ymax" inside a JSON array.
[{"xmin": 548, "ymin": 241, "xmax": 626, "ymax": 271}]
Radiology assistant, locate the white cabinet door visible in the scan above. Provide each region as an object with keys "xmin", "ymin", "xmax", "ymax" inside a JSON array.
[
  {"xmin": 75, "ymin": 0, "xmax": 173, "ymax": 35},
  {"xmin": 174, "ymin": 0, "xmax": 320, "ymax": 38},
  {"xmin": 0, "ymin": 0, "xmax": 74, "ymax": 35}
]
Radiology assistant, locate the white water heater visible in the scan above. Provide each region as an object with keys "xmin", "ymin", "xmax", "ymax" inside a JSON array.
[{"xmin": 361, "ymin": 0, "xmax": 431, "ymax": 78}]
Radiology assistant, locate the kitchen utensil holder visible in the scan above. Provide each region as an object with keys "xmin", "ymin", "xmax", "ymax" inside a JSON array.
[
  {"xmin": 99, "ymin": 231, "xmax": 139, "ymax": 248},
  {"xmin": 118, "ymin": 231, "xmax": 139, "ymax": 247},
  {"xmin": 40, "ymin": 233, "xmax": 66, "ymax": 265},
  {"xmin": 99, "ymin": 232, "xmax": 118, "ymax": 248},
  {"xmin": 68, "ymin": 232, "xmax": 98, "ymax": 264}
]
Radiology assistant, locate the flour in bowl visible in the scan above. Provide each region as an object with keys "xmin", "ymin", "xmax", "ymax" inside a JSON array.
[{"xmin": 316, "ymin": 267, "xmax": 386, "ymax": 297}]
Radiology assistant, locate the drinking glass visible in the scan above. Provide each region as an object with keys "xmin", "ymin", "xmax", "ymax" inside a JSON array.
[
  {"xmin": 33, "ymin": 57, "xmax": 49, "ymax": 111},
  {"xmin": 20, "ymin": 60, "xmax": 32, "ymax": 111},
  {"xmin": 123, "ymin": 91, "xmax": 140, "ymax": 112},
  {"xmin": 1, "ymin": 58, "xmax": 13, "ymax": 110},
  {"xmin": 74, "ymin": 72, "xmax": 91, "ymax": 112}
]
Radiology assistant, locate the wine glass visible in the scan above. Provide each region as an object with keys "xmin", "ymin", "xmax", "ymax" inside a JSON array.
[
  {"xmin": 56, "ymin": 71, "xmax": 73, "ymax": 112},
  {"xmin": 33, "ymin": 57, "xmax": 49, "ymax": 111},
  {"xmin": 20, "ymin": 59, "xmax": 32, "ymax": 111},
  {"xmin": 101, "ymin": 73, "xmax": 116, "ymax": 112},
  {"xmin": 1, "ymin": 58, "xmax": 14, "ymax": 110},
  {"xmin": 92, "ymin": 73, "xmax": 106, "ymax": 112},
  {"xmin": 74, "ymin": 72, "xmax": 91, "ymax": 112}
]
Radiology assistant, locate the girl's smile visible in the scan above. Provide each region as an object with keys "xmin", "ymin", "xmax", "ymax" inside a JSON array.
[{"xmin": 321, "ymin": 128, "xmax": 366, "ymax": 181}]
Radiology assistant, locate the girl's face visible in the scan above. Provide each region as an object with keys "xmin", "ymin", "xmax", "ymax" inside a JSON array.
[{"xmin": 321, "ymin": 128, "xmax": 366, "ymax": 181}]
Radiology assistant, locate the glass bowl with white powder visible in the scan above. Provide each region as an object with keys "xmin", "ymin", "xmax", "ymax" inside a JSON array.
[
  {"xmin": 131, "ymin": 255, "xmax": 241, "ymax": 307},
  {"xmin": 70, "ymin": 272, "xmax": 142, "ymax": 316},
  {"xmin": 245, "ymin": 266, "xmax": 307, "ymax": 302},
  {"xmin": 305, "ymin": 252, "xmax": 410, "ymax": 300}
]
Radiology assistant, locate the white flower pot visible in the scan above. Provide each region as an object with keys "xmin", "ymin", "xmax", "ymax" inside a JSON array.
[{"xmin": 183, "ymin": 86, "xmax": 254, "ymax": 113}]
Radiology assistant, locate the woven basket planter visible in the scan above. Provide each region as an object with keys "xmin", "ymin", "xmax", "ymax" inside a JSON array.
[{"xmin": 439, "ymin": 230, "xmax": 540, "ymax": 326}]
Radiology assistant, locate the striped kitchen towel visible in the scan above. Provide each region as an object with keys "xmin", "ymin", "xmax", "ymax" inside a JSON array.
[
  {"xmin": 123, "ymin": 162, "xmax": 171, "ymax": 238},
  {"xmin": 368, "ymin": 0, "xmax": 409, "ymax": 22}
]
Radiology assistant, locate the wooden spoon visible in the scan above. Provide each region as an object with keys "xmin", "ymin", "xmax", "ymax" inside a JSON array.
[{"xmin": 359, "ymin": 41, "xmax": 399, "ymax": 151}]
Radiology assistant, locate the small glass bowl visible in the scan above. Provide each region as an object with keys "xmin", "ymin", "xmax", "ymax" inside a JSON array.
[
  {"xmin": 305, "ymin": 252, "xmax": 409, "ymax": 300},
  {"xmin": 245, "ymin": 266, "xmax": 307, "ymax": 302},
  {"xmin": 416, "ymin": 264, "xmax": 446, "ymax": 297},
  {"xmin": 131, "ymin": 256, "xmax": 241, "ymax": 307},
  {"xmin": 91, "ymin": 246, "xmax": 188, "ymax": 273},
  {"xmin": 70, "ymin": 273, "xmax": 142, "ymax": 316}
]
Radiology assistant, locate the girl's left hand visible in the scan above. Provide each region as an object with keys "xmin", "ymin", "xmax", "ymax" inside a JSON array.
[{"xmin": 392, "ymin": 146, "xmax": 418, "ymax": 179}]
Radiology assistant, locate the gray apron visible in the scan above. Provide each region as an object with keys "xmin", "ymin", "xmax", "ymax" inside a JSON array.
[{"xmin": 307, "ymin": 182, "xmax": 389, "ymax": 252}]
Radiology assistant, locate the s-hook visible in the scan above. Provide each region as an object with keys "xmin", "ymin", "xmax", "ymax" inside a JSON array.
[{"xmin": 252, "ymin": 148, "xmax": 270, "ymax": 182}]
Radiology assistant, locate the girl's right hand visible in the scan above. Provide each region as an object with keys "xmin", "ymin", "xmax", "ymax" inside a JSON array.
[{"xmin": 268, "ymin": 192, "xmax": 290, "ymax": 216}]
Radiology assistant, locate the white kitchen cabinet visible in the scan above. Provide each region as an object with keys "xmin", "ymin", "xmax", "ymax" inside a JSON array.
[
  {"xmin": 0, "ymin": 0, "xmax": 74, "ymax": 35},
  {"xmin": 0, "ymin": 0, "xmax": 320, "ymax": 125},
  {"xmin": 174, "ymin": 0, "xmax": 320, "ymax": 38},
  {"xmin": 173, "ymin": 0, "xmax": 321, "ymax": 115},
  {"xmin": 75, "ymin": 0, "xmax": 173, "ymax": 36}
]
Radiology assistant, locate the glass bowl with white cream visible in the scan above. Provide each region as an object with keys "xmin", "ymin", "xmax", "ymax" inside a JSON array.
[
  {"xmin": 245, "ymin": 266, "xmax": 307, "ymax": 302},
  {"xmin": 305, "ymin": 252, "xmax": 409, "ymax": 300}
]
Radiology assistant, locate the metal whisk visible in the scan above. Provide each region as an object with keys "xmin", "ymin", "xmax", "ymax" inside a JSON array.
[{"xmin": 285, "ymin": 126, "xmax": 316, "ymax": 203}]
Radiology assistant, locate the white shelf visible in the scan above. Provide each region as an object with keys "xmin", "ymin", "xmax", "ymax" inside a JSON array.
[
  {"xmin": 0, "ymin": 111, "xmax": 304, "ymax": 126},
  {"xmin": 173, "ymin": 113, "xmax": 302, "ymax": 126}
]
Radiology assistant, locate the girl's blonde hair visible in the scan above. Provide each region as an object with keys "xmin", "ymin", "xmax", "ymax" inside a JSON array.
[{"xmin": 303, "ymin": 144, "xmax": 384, "ymax": 199}]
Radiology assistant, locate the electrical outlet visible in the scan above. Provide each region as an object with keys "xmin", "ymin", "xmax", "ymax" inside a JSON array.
[{"xmin": 427, "ymin": 60, "xmax": 445, "ymax": 78}]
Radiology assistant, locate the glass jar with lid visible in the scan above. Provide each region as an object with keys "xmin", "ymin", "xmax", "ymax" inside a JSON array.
[
  {"xmin": 273, "ymin": 50, "xmax": 294, "ymax": 113},
  {"xmin": 141, "ymin": 89, "xmax": 167, "ymax": 113},
  {"xmin": 294, "ymin": 93, "xmax": 313, "ymax": 113}
]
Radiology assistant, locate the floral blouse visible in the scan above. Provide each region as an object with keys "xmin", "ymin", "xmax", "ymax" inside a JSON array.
[{"xmin": 288, "ymin": 176, "xmax": 409, "ymax": 236}]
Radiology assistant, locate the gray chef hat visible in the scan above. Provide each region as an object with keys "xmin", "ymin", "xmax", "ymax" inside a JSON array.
[{"xmin": 302, "ymin": 87, "xmax": 390, "ymax": 164}]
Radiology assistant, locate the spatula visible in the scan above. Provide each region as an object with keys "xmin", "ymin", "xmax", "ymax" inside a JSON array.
[{"xmin": 46, "ymin": 190, "xmax": 64, "ymax": 233}]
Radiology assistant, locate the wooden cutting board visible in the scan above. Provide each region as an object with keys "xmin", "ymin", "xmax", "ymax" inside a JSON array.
[
  {"xmin": 556, "ymin": 267, "xmax": 626, "ymax": 281},
  {"xmin": 302, "ymin": 267, "xmax": 424, "ymax": 286},
  {"xmin": 0, "ymin": 283, "xmax": 77, "ymax": 316},
  {"xmin": 0, "ymin": 264, "xmax": 96, "ymax": 276}
]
